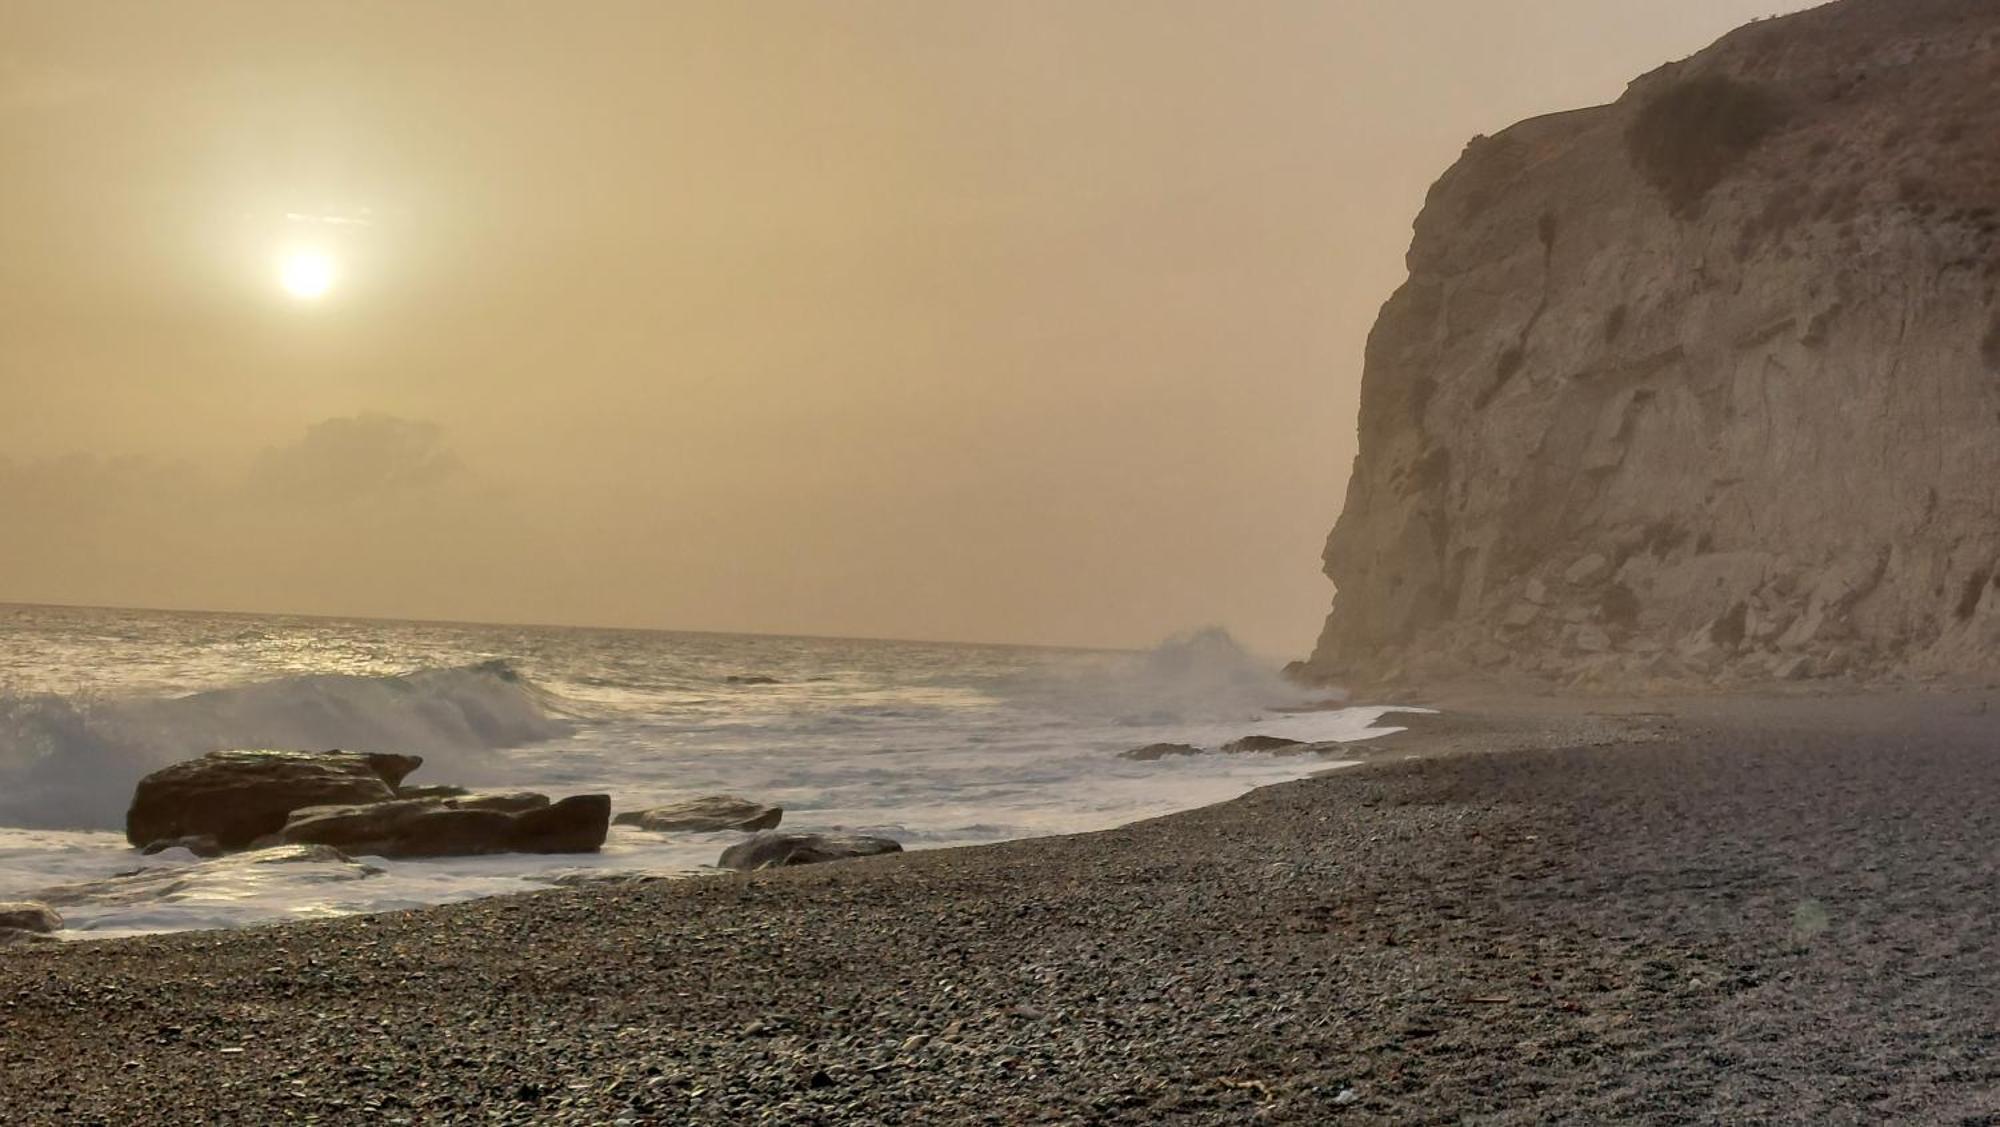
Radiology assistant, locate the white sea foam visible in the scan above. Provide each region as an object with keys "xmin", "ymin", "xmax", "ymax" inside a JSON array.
[{"xmin": 0, "ymin": 608, "xmax": 1417, "ymax": 938}]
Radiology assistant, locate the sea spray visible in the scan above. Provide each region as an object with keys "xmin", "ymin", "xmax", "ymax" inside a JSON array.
[
  {"xmin": 0, "ymin": 608, "xmax": 1413, "ymax": 937},
  {"xmin": 988, "ymin": 626, "xmax": 1334, "ymax": 727},
  {"xmin": 0, "ymin": 661, "xmax": 573, "ymax": 830}
]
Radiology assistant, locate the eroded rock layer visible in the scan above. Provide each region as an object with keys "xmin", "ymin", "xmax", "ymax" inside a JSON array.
[{"xmin": 1306, "ymin": 0, "xmax": 2000, "ymax": 687}]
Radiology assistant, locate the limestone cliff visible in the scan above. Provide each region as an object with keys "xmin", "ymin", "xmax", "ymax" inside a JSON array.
[{"xmin": 1305, "ymin": 0, "xmax": 2000, "ymax": 687}]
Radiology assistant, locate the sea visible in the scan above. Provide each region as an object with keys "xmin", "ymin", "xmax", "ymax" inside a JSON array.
[{"xmin": 0, "ymin": 603, "xmax": 1409, "ymax": 939}]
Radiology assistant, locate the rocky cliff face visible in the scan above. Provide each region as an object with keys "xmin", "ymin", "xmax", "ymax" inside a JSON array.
[{"xmin": 1305, "ymin": 0, "xmax": 2000, "ymax": 688}]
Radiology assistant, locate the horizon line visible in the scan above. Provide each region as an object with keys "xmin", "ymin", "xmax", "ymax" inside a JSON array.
[{"xmin": 0, "ymin": 597, "xmax": 1143, "ymax": 657}]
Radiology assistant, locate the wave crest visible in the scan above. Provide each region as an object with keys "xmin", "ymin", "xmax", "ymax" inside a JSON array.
[{"xmin": 0, "ymin": 661, "xmax": 573, "ymax": 831}]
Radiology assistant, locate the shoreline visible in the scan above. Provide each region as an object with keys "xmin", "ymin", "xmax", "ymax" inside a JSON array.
[
  {"xmin": 5, "ymin": 703, "xmax": 1421, "ymax": 943},
  {"xmin": 4, "ymin": 690, "xmax": 1997, "ymax": 1122}
]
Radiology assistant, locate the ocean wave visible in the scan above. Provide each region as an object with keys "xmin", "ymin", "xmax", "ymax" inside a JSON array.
[{"xmin": 0, "ymin": 661, "xmax": 574, "ymax": 831}]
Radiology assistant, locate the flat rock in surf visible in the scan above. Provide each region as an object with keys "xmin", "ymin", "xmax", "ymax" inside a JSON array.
[
  {"xmin": 724, "ymin": 675, "xmax": 782, "ymax": 686},
  {"xmin": 280, "ymin": 793, "xmax": 610, "ymax": 859},
  {"xmin": 614, "ymin": 796, "xmax": 783, "ymax": 833},
  {"xmin": 125, "ymin": 749, "xmax": 424, "ymax": 852},
  {"xmin": 1221, "ymin": 735, "xmax": 1312, "ymax": 755},
  {"xmin": 1118, "ymin": 742, "xmax": 1204, "ymax": 761},
  {"xmin": 718, "ymin": 832, "xmax": 903, "ymax": 871}
]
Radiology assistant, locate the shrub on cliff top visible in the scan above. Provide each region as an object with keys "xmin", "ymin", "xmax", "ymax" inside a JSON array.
[{"xmin": 1626, "ymin": 74, "xmax": 1790, "ymax": 217}]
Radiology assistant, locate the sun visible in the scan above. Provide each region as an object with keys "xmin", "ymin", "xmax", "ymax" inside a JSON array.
[{"xmin": 278, "ymin": 247, "xmax": 337, "ymax": 300}]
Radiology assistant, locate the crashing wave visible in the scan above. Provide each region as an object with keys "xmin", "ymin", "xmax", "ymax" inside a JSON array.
[{"xmin": 0, "ymin": 660, "xmax": 573, "ymax": 831}]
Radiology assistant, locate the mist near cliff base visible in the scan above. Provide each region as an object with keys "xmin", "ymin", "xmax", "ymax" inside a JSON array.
[{"xmin": 991, "ymin": 627, "xmax": 1341, "ymax": 728}]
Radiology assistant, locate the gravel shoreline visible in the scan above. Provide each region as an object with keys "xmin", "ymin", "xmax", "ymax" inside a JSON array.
[{"xmin": 3, "ymin": 691, "xmax": 1997, "ymax": 1124}]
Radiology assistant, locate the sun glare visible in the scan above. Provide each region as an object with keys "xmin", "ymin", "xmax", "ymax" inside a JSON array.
[{"xmin": 278, "ymin": 248, "xmax": 337, "ymax": 300}]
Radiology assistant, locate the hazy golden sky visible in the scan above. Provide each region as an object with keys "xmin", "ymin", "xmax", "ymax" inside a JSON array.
[{"xmin": 1, "ymin": 1, "xmax": 1800, "ymax": 653}]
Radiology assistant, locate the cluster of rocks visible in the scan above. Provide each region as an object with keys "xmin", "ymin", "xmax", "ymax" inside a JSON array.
[
  {"xmin": 1118, "ymin": 735, "xmax": 1344, "ymax": 761},
  {"xmin": 617, "ymin": 797, "xmax": 903, "ymax": 872},
  {"xmin": 106, "ymin": 750, "xmax": 899, "ymax": 891},
  {"xmin": 614, "ymin": 798, "xmax": 902, "ymax": 872},
  {"xmin": 124, "ymin": 749, "xmax": 614, "ymax": 861},
  {"xmin": 0, "ymin": 752, "xmax": 911, "ymax": 947}
]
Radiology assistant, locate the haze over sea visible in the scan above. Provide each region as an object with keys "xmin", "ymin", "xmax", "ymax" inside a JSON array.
[{"xmin": 0, "ymin": 604, "xmax": 1406, "ymax": 938}]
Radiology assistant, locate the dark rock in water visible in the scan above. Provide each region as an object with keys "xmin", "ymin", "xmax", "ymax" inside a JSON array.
[
  {"xmin": 1119, "ymin": 743, "xmax": 1203, "ymax": 762},
  {"xmin": 1221, "ymin": 735, "xmax": 1310, "ymax": 755},
  {"xmin": 279, "ymin": 792, "xmax": 608, "ymax": 858},
  {"xmin": 277, "ymin": 792, "xmax": 540, "ymax": 853},
  {"xmin": 0, "ymin": 902, "xmax": 62, "ymax": 934},
  {"xmin": 511, "ymin": 795, "xmax": 613, "ymax": 854},
  {"xmin": 36, "ymin": 845, "xmax": 379, "ymax": 909},
  {"xmin": 126, "ymin": 749, "xmax": 423, "ymax": 851},
  {"xmin": 140, "ymin": 835, "xmax": 224, "ymax": 859},
  {"xmin": 725, "ymin": 675, "xmax": 782, "ymax": 686},
  {"xmin": 614, "ymin": 796, "xmax": 783, "ymax": 833},
  {"xmin": 396, "ymin": 784, "xmax": 472, "ymax": 801},
  {"xmin": 718, "ymin": 832, "xmax": 903, "ymax": 872}
]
